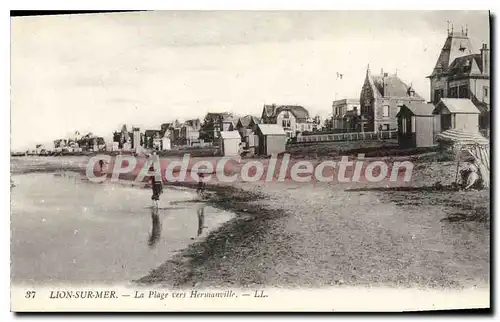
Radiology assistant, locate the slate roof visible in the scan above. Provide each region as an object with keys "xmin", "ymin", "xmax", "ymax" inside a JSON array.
[
  {"xmin": 448, "ymin": 54, "xmax": 483, "ymax": 75},
  {"xmin": 371, "ymin": 75, "xmax": 424, "ymax": 100},
  {"xmin": 435, "ymin": 98, "xmax": 481, "ymax": 114},
  {"xmin": 430, "ymin": 32, "xmax": 474, "ymax": 76},
  {"xmin": 398, "ymin": 103, "xmax": 435, "ymax": 117},
  {"xmin": 257, "ymin": 124, "xmax": 287, "ymax": 136},
  {"xmin": 220, "ymin": 131, "xmax": 241, "ymax": 139}
]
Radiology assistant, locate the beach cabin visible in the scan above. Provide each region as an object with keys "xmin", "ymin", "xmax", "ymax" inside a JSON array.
[
  {"xmin": 396, "ymin": 103, "xmax": 436, "ymax": 149},
  {"xmin": 432, "ymin": 98, "xmax": 480, "ymax": 133},
  {"xmin": 255, "ymin": 124, "xmax": 287, "ymax": 155},
  {"xmin": 219, "ymin": 131, "xmax": 241, "ymax": 156}
]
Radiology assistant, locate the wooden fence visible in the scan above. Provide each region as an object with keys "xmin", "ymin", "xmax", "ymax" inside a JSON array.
[{"xmin": 296, "ymin": 130, "xmax": 397, "ymax": 144}]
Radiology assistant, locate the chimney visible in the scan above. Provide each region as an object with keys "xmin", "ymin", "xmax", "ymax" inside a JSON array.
[{"xmin": 480, "ymin": 43, "xmax": 489, "ymax": 75}]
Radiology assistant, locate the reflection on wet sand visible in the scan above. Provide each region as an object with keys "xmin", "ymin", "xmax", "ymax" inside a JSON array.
[
  {"xmin": 197, "ymin": 204, "xmax": 206, "ymax": 237},
  {"xmin": 148, "ymin": 207, "xmax": 162, "ymax": 248}
]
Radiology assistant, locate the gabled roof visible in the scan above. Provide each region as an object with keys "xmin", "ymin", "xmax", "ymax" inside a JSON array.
[
  {"xmin": 261, "ymin": 105, "xmax": 310, "ymax": 122},
  {"xmin": 436, "ymin": 129, "xmax": 489, "ymax": 146},
  {"xmin": 220, "ymin": 131, "xmax": 241, "ymax": 139},
  {"xmin": 184, "ymin": 119, "xmax": 201, "ymax": 128},
  {"xmin": 257, "ymin": 124, "xmax": 286, "ymax": 136},
  {"xmin": 397, "ymin": 103, "xmax": 435, "ymax": 117},
  {"xmin": 370, "ymin": 74, "xmax": 424, "ymax": 100},
  {"xmin": 448, "ymin": 54, "xmax": 483, "ymax": 75},
  {"xmin": 237, "ymin": 115, "xmax": 261, "ymax": 128},
  {"xmin": 222, "ymin": 115, "xmax": 236, "ymax": 123},
  {"xmin": 435, "ymin": 98, "xmax": 480, "ymax": 114},
  {"xmin": 205, "ymin": 112, "xmax": 232, "ymax": 123}
]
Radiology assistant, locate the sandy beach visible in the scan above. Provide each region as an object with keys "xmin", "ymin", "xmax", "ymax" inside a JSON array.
[{"xmin": 10, "ymin": 154, "xmax": 490, "ymax": 290}]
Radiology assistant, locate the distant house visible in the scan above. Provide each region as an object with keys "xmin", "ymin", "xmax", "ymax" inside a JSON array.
[
  {"xmin": 359, "ymin": 67, "xmax": 425, "ymax": 133},
  {"xmin": 201, "ymin": 112, "xmax": 234, "ymax": 141},
  {"xmin": 236, "ymin": 115, "xmax": 261, "ymax": 155},
  {"xmin": 144, "ymin": 130, "xmax": 162, "ymax": 150},
  {"xmin": 396, "ymin": 103, "xmax": 436, "ymax": 149},
  {"xmin": 312, "ymin": 115, "xmax": 323, "ymax": 132},
  {"xmin": 332, "ymin": 99, "xmax": 360, "ymax": 132},
  {"xmin": 160, "ymin": 123, "xmax": 172, "ymax": 137},
  {"xmin": 432, "ymin": 98, "xmax": 481, "ymax": 133},
  {"xmin": 261, "ymin": 104, "xmax": 313, "ymax": 138},
  {"xmin": 180, "ymin": 119, "xmax": 201, "ymax": 146},
  {"xmin": 255, "ymin": 124, "xmax": 287, "ymax": 155}
]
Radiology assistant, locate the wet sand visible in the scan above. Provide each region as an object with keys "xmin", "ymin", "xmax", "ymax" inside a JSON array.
[{"xmin": 10, "ymin": 171, "xmax": 234, "ymax": 284}]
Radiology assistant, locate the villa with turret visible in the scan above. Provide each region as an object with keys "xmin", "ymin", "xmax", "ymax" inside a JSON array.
[{"xmin": 427, "ymin": 25, "xmax": 490, "ymax": 131}]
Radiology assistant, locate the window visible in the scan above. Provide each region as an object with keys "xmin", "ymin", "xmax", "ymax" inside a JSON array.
[
  {"xmin": 282, "ymin": 119, "xmax": 291, "ymax": 128},
  {"xmin": 449, "ymin": 87, "xmax": 458, "ymax": 98},
  {"xmin": 459, "ymin": 85, "xmax": 469, "ymax": 98},
  {"xmin": 434, "ymin": 89, "xmax": 444, "ymax": 103},
  {"xmin": 484, "ymin": 87, "xmax": 489, "ymax": 101},
  {"xmin": 401, "ymin": 118, "xmax": 407, "ymax": 134},
  {"xmin": 383, "ymin": 105, "xmax": 390, "ymax": 117}
]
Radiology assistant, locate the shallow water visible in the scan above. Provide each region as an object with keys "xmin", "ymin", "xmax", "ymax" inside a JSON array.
[{"xmin": 10, "ymin": 172, "xmax": 234, "ymax": 284}]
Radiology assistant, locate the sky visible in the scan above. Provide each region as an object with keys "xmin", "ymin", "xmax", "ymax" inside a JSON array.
[{"xmin": 11, "ymin": 10, "xmax": 490, "ymax": 151}]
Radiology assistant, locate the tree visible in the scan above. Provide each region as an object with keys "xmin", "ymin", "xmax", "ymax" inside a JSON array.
[
  {"xmin": 113, "ymin": 131, "xmax": 121, "ymax": 143},
  {"xmin": 199, "ymin": 114, "xmax": 216, "ymax": 142},
  {"xmin": 54, "ymin": 139, "xmax": 62, "ymax": 149},
  {"xmin": 323, "ymin": 117, "xmax": 333, "ymax": 130}
]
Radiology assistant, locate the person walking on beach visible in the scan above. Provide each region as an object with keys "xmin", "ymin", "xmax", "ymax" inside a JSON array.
[
  {"xmin": 196, "ymin": 171, "xmax": 207, "ymax": 198},
  {"xmin": 149, "ymin": 163, "xmax": 163, "ymax": 208},
  {"xmin": 98, "ymin": 159, "xmax": 105, "ymax": 173}
]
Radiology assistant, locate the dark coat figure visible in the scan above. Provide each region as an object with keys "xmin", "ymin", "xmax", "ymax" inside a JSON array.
[
  {"xmin": 149, "ymin": 165, "xmax": 163, "ymax": 203},
  {"xmin": 99, "ymin": 159, "xmax": 104, "ymax": 172},
  {"xmin": 148, "ymin": 207, "xmax": 161, "ymax": 247}
]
